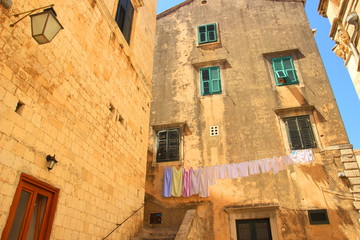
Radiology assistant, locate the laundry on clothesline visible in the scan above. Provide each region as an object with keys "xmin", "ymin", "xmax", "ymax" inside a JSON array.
[{"xmin": 162, "ymin": 149, "xmax": 314, "ymax": 198}]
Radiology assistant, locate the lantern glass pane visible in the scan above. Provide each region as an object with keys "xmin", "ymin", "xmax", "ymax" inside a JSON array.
[
  {"xmin": 43, "ymin": 13, "xmax": 63, "ymax": 42},
  {"xmin": 31, "ymin": 12, "xmax": 48, "ymax": 36},
  {"xmin": 47, "ymin": 160, "xmax": 56, "ymax": 170},
  {"xmin": 33, "ymin": 35, "xmax": 49, "ymax": 44}
]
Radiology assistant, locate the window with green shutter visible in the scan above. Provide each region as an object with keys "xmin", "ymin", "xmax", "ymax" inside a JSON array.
[
  {"xmin": 198, "ymin": 23, "xmax": 217, "ymax": 44},
  {"xmin": 156, "ymin": 129, "xmax": 179, "ymax": 162},
  {"xmin": 200, "ymin": 66, "xmax": 222, "ymax": 95},
  {"xmin": 271, "ymin": 56, "xmax": 298, "ymax": 86},
  {"xmin": 284, "ymin": 116, "xmax": 317, "ymax": 150}
]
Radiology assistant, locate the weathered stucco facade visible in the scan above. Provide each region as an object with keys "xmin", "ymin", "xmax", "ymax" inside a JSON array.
[
  {"xmin": 318, "ymin": 0, "xmax": 360, "ymax": 99},
  {"xmin": 146, "ymin": 0, "xmax": 360, "ymax": 239},
  {"xmin": 0, "ymin": 0, "xmax": 156, "ymax": 239}
]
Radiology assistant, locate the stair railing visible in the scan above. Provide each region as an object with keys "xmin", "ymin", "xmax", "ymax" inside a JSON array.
[{"xmin": 102, "ymin": 204, "xmax": 144, "ymax": 240}]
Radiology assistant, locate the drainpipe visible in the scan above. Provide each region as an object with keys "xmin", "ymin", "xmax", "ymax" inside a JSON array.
[{"xmin": 346, "ymin": 12, "xmax": 360, "ymax": 61}]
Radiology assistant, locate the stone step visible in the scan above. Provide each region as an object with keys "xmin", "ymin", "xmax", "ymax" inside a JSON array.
[{"xmin": 132, "ymin": 227, "xmax": 178, "ymax": 240}]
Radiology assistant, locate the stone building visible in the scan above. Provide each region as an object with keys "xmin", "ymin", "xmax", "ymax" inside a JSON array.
[
  {"xmin": 318, "ymin": 0, "xmax": 360, "ymax": 99},
  {"xmin": 145, "ymin": 0, "xmax": 360, "ymax": 239},
  {"xmin": 0, "ymin": 0, "xmax": 156, "ymax": 239}
]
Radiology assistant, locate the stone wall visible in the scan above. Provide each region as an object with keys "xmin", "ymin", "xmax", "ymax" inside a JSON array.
[
  {"xmin": 175, "ymin": 203, "xmax": 212, "ymax": 240},
  {"xmin": 0, "ymin": 0, "xmax": 156, "ymax": 239}
]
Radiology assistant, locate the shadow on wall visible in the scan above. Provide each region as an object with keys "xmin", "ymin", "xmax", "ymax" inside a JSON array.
[
  {"xmin": 143, "ymin": 193, "xmax": 213, "ymax": 238},
  {"xmin": 279, "ymin": 208, "xmax": 352, "ymax": 239}
]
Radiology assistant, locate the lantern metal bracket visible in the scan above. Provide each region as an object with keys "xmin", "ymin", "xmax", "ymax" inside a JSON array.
[{"xmin": 9, "ymin": 4, "xmax": 54, "ymax": 27}]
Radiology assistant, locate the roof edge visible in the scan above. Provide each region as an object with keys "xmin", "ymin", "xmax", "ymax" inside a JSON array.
[{"xmin": 157, "ymin": 0, "xmax": 195, "ymax": 20}]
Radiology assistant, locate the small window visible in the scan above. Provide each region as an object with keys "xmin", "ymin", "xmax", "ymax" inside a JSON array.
[
  {"xmin": 271, "ymin": 56, "xmax": 298, "ymax": 86},
  {"xmin": 236, "ymin": 218, "xmax": 272, "ymax": 240},
  {"xmin": 115, "ymin": 0, "xmax": 134, "ymax": 44},
  {"xmin": 2, "ymin": 173, "xmax": 59, "ymax": 240},
  {"xmin": 150, "ymin": 213, "xmax": 162, "ymax": 224},
  {"xmin": 156, "ymin": 129, "xmax": 179, "ymax": 162},
  {"xmin": 308, "ymin": 209, "xmax": 330, "ymax": 225},
  {"xmin": 210, "ymin": 126, "xmax": 219, "ymax": 136},
  {"xmin": 200, "ymin": 66, "xmax": 222, "ymax": 95},
  {"xmin": 198, "ymin": 23, "xmax": 217, "ymax": 44},
  {"xmin": 284, "ymin": 115, "xmax": 316, "ymax": 150}
]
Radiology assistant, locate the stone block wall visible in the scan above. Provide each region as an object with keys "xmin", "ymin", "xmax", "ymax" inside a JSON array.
[{"xmin": 0, "ymin": 0, "xmax": 156, "ymax": 239}]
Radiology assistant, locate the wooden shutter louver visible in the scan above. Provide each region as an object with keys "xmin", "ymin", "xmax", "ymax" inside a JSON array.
[
  {"xmin": 156, "ymin": 129, "xmax": 179, "ymax": 162},
  {"xmin": 286, "ymin": 118, "xmax": 303, "ymax": 149},
  {"xmin": 167, "ymin": 130, "xmax": 179, "ymax": 161},
  {"xmin": 285, "ymin": 116, "xmax": 316, "ymax": 150},
  {"xmin": 210, "ymin": 66, "xmax": 221, "ymax": 93},
  {"xmin": 297, "ymin": 116, "xmax": 316, "ymax": 148}
]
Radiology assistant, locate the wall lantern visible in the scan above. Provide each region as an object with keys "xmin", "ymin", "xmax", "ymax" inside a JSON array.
[
  {"xmin": 46, "ymin": 155, "xmax": 58, "ymax": 171},
  {"xmin": 10, "ymin": 4, "xmax": 64, "ymax": 44}
]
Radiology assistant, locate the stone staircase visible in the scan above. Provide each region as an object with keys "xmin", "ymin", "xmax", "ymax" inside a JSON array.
[{"xmin": 131, "ymin": 227, "xmax": 179, "ymax": 240}]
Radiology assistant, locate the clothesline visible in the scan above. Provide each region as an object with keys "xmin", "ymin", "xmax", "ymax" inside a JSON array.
[{"xmin": 162, "ymin": 149, "xmax": 314, "ymax": 198}]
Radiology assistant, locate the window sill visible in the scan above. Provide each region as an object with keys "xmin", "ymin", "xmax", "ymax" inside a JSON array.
[
  {"xmin": 196, "ymin": 41, "xmax": 222, "ymax": 50},
  {"xmin": 276, "ymin": 82, "xmax": 299, "ymax": 87},
  {"xmin": 201, "ymin": 91, "xmax": 222, "ymax": 96},
  {"xmin": 151, "ymin": 161, "xmax": 182, "ymax": 168}
]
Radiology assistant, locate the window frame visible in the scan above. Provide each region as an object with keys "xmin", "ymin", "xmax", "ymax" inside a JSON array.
[
  {"xmin": 200, "ymin": 66, "xmax": 222, "ymax": 96},
  {"xmin": 308, "ymin": 209, "xmax": 330, "ymax": 225},
  {"xmin": 2, "ymin": 173, "xmax": 59, "ymax": 240},
  {"xmin": 156, "ymin": 128, "xmax": 180, "ymax": 163},
  {"xmin": 197, "ymin": 23, "xmax": 218, "ymax": 45},
  {"xmin": 236, "ymin": 218, "xmax": 273, "ymax": 240},
  {"xmin": 284, "ymin": 115, "xmax": 317, "ymax": 150},
  {"xmin": 271, "ymin": 56, "xmax": 299, "ymax": 86},
  {"xmin": 115, "ymin": 0, "xmax": 134, "ymax": 44}
]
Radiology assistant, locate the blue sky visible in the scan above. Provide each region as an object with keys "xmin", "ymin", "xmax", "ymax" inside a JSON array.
[{"xmin": 157, "ymin": 1, "xmax": 360, "ymax": 149}]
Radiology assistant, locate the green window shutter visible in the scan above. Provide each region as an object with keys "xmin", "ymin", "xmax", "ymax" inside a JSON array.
[
  {"xmin": 285, "ymin": 118, "xmax": 303, "ymax": 150},
  {"xmin": 297, "ymin": 116, "xmax": 316, "ymax": 148},
  {"xmin": 200, "ymin": 68, "xmax": 211, "ymax": 95},
  {"xmin": 200, "ymin": 67, "xmax": 221, "ymax": 95},
  {"xmin": 271, "ymin": 56, "xmax": 298, "ymax": 85},
  {"xmin": 283, "ymin": 57, "xmax": 298, "ymax": 84},
  {"xmin": 210, "ymin": 67, "xmax": 221, "ymax": 93},
  {"xmin": 285, "ymin": 116, "xmax": 316, "ymax": 150},
  {"xmin": 207, "ymin": 24, "xmax": 217, "ymax": 42},
  {"xmin": 198, "ymin": 23, "xmax": 217, "ymax": 44},
  {"xmin": 272, "ymin": 58, "xmax": 286, "ymax": 85},
  {"xmin": 198, "ymin": 26, "xmax": 207, "ymax": 44}
]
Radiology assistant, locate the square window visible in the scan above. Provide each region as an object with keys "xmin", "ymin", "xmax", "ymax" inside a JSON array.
[
  {"xmin": 150, "ymin": 213, "xmax": 162, "ymax": 224},
  {"xmin": 115, "ymin": 0, "xmax": 134, "ymax": 44},
  {"xmin": 210, "ymin": 126, "xmax": 219, "ymax": 136},
  {"xmin": 156, "ymin": 129, "xmax": 179, "ymax": 162},
  {"xmin": 308, "ymin": 209, "xmax": 330, "ymax": 225},
  {"xmin": 284, "ymin": 115, "xmax": 316, "ymax": 150},
  {"xmin": 200, "ymin": 66, "xmax": 222, "ymax": 95},
  {"xmin": 198, "ymin": 23, "xmax": 217, "ymax": 44},
  {"xmin": 271, "ymin": 56, "xmax": 298, "ymax": 86}
]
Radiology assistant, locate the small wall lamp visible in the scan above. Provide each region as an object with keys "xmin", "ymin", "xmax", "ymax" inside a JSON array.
[
  {"xmin": 10, "ymin": 4, "xmax": 64, "ymax": 44},
  {"xmin": 46, "ymin": 155, "xmax": 58, "ymax": 171}
]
